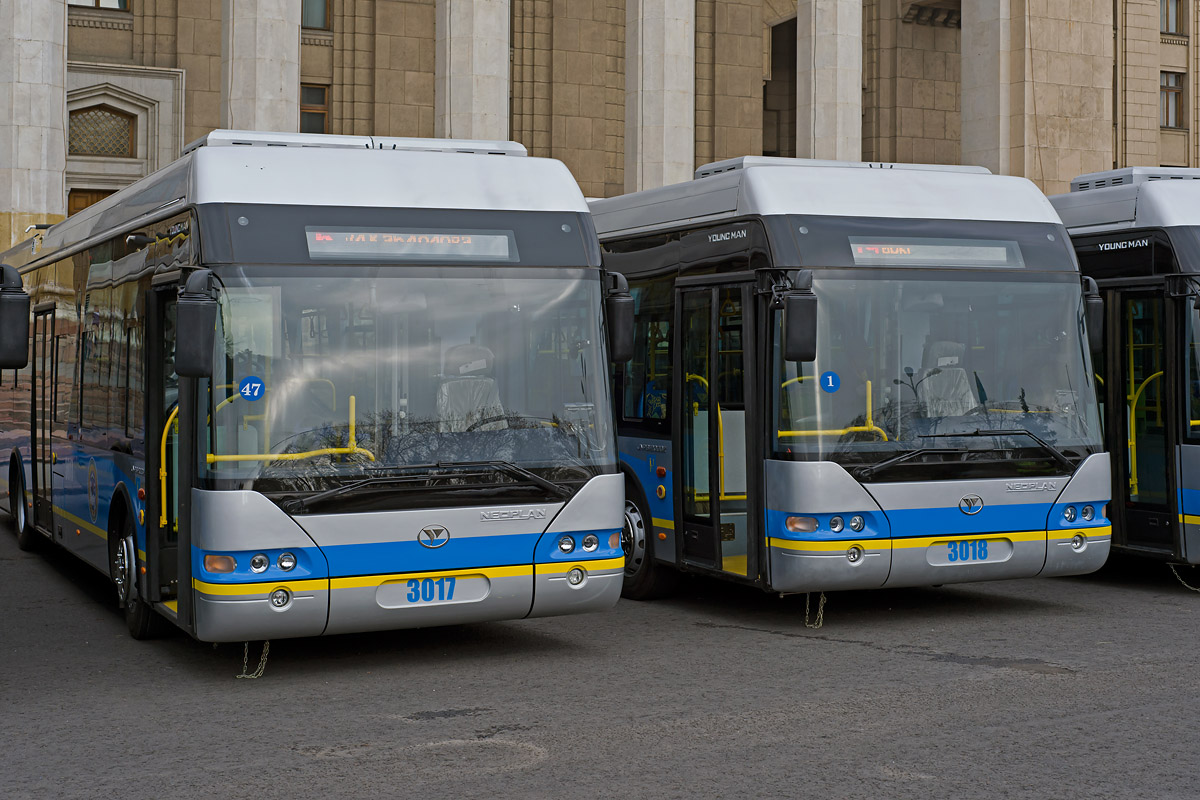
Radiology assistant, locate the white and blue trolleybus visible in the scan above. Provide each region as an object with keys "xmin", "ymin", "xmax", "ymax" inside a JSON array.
[
  {"xmin": 0, "ymin": 131, "xmax": 633, "ymax": 641},
  {"xmin": 591, "ymin": 157, "xmax": 1112, "ymax": 599},
  {"xmin": 1052, "ymin": 168, "xmax": 1200, "ymax": 568}
]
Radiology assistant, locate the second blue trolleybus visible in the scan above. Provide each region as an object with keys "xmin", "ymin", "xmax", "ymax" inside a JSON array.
[
  {"xmin": 592, "ymin": 157, "xmax": 1112, "ymax": 598},
  {"xmin": 1052, "ymin": 168, "xmax": 1200, "ymax": 567}
]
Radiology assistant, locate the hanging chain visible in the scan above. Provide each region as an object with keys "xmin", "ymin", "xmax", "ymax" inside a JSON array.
[
  {"xmin": 804, "ymin": 591, "xmax": 826, "ymax": 629},
  {"xmin": 236, "ymin": 640, "xmax": 270, "ymax": 679},
  {"xmin": 1169, "ymin": 565, "xmax": 1200, "ymax": 594}
]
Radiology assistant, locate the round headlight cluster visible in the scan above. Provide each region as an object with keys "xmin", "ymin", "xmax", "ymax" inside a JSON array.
[
  {"xmin": 1063, "ymin": 506, "xmax": 1077, "ymax": 523},
  {"xmin": 1081, "ymin": 505, "xmax": 1095, "ymax": 521},
  {"xmin": 827, "ymin": 515, "xmax": 867, "ymax": 533},
  {"xmin": 558, "ymin": 535, "xmax": 575, "ymax": 553}
]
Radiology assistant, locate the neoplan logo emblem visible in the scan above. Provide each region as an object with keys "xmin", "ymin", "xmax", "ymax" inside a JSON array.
[
  {"xmin": 958, "ymin": 495, "xmax": 984, "ymax": 515},
  {"xmin": 418, "ymin": 525, "xmax": 450, "ymax": 548}
]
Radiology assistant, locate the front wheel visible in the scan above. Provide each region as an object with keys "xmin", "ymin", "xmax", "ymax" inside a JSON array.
[
  {"xmin": 620, "ymin": 486, "xmax": 678, "ymax": 600},
  {"xmin": 109, "ymin": 520, "xmax": 167, "ymax": 640}
]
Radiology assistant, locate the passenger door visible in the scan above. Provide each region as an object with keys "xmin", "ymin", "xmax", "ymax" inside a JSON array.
[
  {"xmin": 30, "ymin": 304, "xmax": 54, "ymax": 534},
  {"xmin": 144, "ymin": 284, "xmax": 181, "ymax": 610},
  {"xmin": 1112, "ymin": 289, "xmax": 1179, "ymax": 553},
  {"xmin": 675, "ymin": 277, "xmax": 759, "ymax": 579}
]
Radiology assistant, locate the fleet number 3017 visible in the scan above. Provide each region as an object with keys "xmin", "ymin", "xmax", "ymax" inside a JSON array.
[{"xmin": 406, "ymin": 576, "xmax": 457, "ymax": 603}]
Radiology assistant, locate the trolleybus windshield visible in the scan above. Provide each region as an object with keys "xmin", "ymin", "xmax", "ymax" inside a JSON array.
[
  {"xmin": 773, "ymin": 269, "xmax": 1102, "ymax": 478},
  {"xmin": 202, "ymin": 265, "xmax": 614, "ymax": 507}
]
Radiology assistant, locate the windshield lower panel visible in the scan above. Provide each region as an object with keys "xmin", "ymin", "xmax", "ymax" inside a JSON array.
[
  {"xmin": 773, "ymin": 270, "xmax": 1103, "ymax": 479},
  {"xmin": 202, "ymin": 266, "xmax": 615, "ymax": 505}
]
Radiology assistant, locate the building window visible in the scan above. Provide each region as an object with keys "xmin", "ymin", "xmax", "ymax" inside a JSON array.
[
  {"xmin": 69, "ymin": 105, "xmax": 136, "ymax": 157},
  {"xmin": 300, "ymin": 85, "xmax": 329, "ymax": 134},
  {"xmin": 1162, "ymin": 72, "xmax": 1185, "ymax": 129},
  {"xmin": 302, "ymin": 0, "xmax": 330, "ymax": 30},
  {"xmin": 67, "ymin": 0, "xmax": 130, "ymax": 9},
  {"xmin": 1162, "ymin": 0, "xmax": 1184, "ymax": 34}
]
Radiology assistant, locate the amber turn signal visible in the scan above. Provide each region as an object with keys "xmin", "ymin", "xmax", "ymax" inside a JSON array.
[{"xmin": 204, "ymin": 554, "xmax": 237, "ymax": 573}]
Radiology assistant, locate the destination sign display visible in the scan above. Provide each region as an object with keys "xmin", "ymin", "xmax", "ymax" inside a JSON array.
[
  {"xmin": 305, "ymin": 227, "xmax": 517, "ymax": 262},
  {"xmin": 848, "ymin": 237, "xmax": 1022, "ymax": 268}
]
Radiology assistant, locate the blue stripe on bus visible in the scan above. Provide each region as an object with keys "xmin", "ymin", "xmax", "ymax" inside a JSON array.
[
  {"xmin": 767, "ymin": 501, "xmax": 1109, "ymax": 540},
  {"xmin": 533, "ymin": 527, "xmax": 623, "ymax": 563},
  {"xmin": 192, "ymin": 526, "xmax": 623, "ymax": 583},
  {"xmin": 1178, "ymin": 487, "xmax": 1200, "ymax": 516}
]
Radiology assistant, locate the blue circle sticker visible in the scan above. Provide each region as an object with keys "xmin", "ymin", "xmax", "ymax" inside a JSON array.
[
  {"xmin": 820, "ymin": 371, "xmax": 840, "ymax": 393},
  {"xmin": 238, "ymin": 375, "xmax": 265, "ymax": 401}
]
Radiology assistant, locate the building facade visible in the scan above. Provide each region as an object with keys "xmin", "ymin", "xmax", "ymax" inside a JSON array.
[{"xmin": 2, "ymin": 0, "xmax": 1198, "ymax": 249}]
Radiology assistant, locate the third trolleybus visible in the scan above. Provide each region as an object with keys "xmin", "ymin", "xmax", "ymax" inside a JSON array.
[{"xmin": 592, "ymin": 156, "xmax": 1112, "ymax": 598}]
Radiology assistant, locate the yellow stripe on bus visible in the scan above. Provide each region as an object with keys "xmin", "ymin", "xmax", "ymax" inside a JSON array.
[
  {"xmin": 53, "ymin": 505, "xmax": 108, "ymax": 541},
  {"xmin": 535, "ymin": 556, "xmax": 624, "ymax": 575},
  {"xmin": 1180, "ymin": 514, "xmax": 1200, "ymax": 526},
  {"xmin": 652, "ymin": 518, "xmax": 674, "ymax": 530},
  {"xmin": 192, "ymin": 577, "xmax": 329, "ymax": 596},
  {"xmin": 768, "ymin": 530, "xmax": 1049, "ymax": 553},
  {"xmin": 330, "ymin": 564, "xmax": 531, "ymax": 590}
]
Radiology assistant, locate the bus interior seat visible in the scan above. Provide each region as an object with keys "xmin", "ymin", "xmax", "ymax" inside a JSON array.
[
  {"xmin": 917, "ymin": 340, "xmax": 976, "ymax": 417},
  {"xmin": 438, "ymin": 344, "xmax": 507, "ymax": 432}
]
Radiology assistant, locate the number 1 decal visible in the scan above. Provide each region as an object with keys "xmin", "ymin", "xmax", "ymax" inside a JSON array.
[{"xmin": 820, "ymin": 371, "xmax": 840, "ymax": 393}]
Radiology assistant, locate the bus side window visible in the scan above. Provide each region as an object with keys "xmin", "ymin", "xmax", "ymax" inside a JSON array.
[{"xmin": 624, "ymin": 277, "xmax": 672, "ymax": 426}]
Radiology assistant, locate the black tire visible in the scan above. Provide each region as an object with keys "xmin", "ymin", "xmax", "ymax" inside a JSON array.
[
  {"xmin": 9, "ymin": 460, "xmax": 37, "ymax": 552},
  {"xmin": 621, "ymin": 480, "xmax": 679, "ymax": 600},
  {"xmin": 109, "ymin": 512, "xmax": 167, "ymax": 640}
]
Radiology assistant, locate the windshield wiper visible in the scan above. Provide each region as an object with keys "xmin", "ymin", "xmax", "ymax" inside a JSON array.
[
  {"xmin": 919, "ymin": 428, "xmax": 1075, "ymax": 473},
  {"xmin": 854, "ymin": 447, "xmax": 972, "ymax": 481},
  {"xmin": 441, "ymin": 460, "xmax": 573, "ymax": 499},
  {"xmin": 281, "ymin": 460, "xmax": 572, "ymax": 512},
  {"xmin": 282, "ymin": 472, "xmax": 441, "ymax": 512}
]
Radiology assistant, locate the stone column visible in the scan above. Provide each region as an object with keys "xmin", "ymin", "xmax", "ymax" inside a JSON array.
[
  {"xmin": 0, "ymin": 0, "xmax": 67, "ymax": 249},
  {"xmin": 796, "ymin": 0, "xmax": 861, "ymax": 161},
  {"xmin": 960, "ymin": 0, "xmax": 1012, "ymax": 174},
  {"xmin": 625, "ymin": 0, "xmax": 695, "ymax": 191},
  {"xmin": 220, "ymin": 0, "xmax": 301, "ymax": 132},
  {"xmin": 434, "ymin": 0, "xmax": 510, "ymax": 141},
  {"xmin": 961, "ymin": 1, "xmax": 1113, "ymax": 192}
]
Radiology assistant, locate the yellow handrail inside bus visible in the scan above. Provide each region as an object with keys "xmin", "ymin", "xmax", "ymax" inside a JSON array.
[
  {"xmin": 206, "ymin": 394, "xmax": 375, "ymax": 464},
  {"xmin": 781, "ymin": 375, "xmax": 813, "ymax": 388},
  {"xmin": 158, "ymin": 405, "xmax": 179, "ymax": 528},
  {"xmin": 778, "ymin": 379, "xmax": 889, "ymax": 441},
  {"xmin": 685, "ymin": 373, "xmax": 746, "ymax": 502},
  {"xmin": 1128, "ymin": 370, "xmax": 1163, "ymax": 497}
]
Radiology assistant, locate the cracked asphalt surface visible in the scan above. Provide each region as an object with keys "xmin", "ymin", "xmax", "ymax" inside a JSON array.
[{"xmin": 3, "ymin": 509, "xmax": 1199, "ymax": 799}]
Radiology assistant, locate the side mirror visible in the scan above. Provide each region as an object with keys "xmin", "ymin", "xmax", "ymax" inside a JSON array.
[
  {"xmin": 175, "ymin": 269, "xmax": 218, "ymax": 378},
  {"xmin": 1082, "ymin": 276, "xmax": 1103, "ymax": 357},
  {"xmin": 0, "ymin": 264, "xmax": 30, "ymax": 369},
  {"xmin": 784, "ymin": 291, "xmax": 818, "ymax": 362},
  {"xmin": 605, "ymin": 271, "xmax": 635, "ymax": 364}
]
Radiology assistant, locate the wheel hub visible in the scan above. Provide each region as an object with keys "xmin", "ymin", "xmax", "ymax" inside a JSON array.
[
  {"xmin": 112, "ymin": 535, "xmax": 134, "ymax": 606},
  {"xmin": 622, "ymin": 500, "xmax": 646, "ymax": 577}
]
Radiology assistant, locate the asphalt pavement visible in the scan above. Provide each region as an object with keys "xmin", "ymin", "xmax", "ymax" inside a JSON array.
[{"xmin": 2, "ymin": 510, "xmax": 1199, "ymax": 800}]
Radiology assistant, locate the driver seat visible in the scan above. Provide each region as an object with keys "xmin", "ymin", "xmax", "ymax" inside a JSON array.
[
  {"xmin": 437, "ymin": 344, "xmax": 507, "ymax": 432},
  {"xmin": 916, "ymin": 340, "xmax": 976, "ymax": 417}
]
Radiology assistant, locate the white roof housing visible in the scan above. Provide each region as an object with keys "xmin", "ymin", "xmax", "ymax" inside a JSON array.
[
  {"xmin": 8, "ymin": 131, "xmax": 586, "ymax": 265},
  {"xmin": 1050, "ymin": 167, "xmax": 1200, "ymax": 233},
  {"xmin": 590, "ymin": 156, "xmax": 1061, "ymax": 237}
]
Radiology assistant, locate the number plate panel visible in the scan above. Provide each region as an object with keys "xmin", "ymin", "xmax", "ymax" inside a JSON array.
[
  {"xmin": 925, "ymin": 537, "xmax": 1014, "ymax": 566},
  {"xmin": 376, "ymin": 575, "xmax": 491, "ymax": 609}
]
